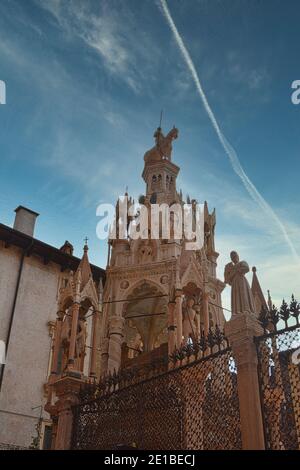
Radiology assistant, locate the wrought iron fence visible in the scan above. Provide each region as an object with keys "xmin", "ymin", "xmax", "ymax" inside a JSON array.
[
  {"xmin": 71, "ymin": 327, "xmax": 242, "ymax": 450},
  {"xmin": 256, "ymin": 296, "xmax": 300, "ymax": 450}
]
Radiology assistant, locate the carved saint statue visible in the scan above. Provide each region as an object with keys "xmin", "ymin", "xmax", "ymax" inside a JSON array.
[
  {"xmin": 224, "ymin": 251, "xmax": 255, "ymax": 315},
  {"xmin": 74, "ymin": 318, "xmax": 86, "ymax": 370},
  {"xmin": 182, "ymin": 297, "xmax": 197, "ymax": 343}
]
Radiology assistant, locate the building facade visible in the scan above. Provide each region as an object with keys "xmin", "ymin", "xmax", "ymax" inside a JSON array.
[{"xmin": 0, "ymin": 207, "xmax": 104, "ymax": 449}]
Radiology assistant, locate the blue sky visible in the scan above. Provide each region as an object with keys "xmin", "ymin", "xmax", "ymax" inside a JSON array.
[{"xmin": 0, "ymin": 0, "xmax": 299, "ymax": 311}]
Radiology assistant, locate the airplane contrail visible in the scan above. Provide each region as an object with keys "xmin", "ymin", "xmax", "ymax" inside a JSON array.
[{"xmin": 158, "ymin": 0, "xmax": 299, "ymax": 263}]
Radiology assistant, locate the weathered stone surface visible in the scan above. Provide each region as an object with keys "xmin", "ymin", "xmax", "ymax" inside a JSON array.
[{"xmin": 0, "ymin": 243, "xmax": 59, "ymax": 448}]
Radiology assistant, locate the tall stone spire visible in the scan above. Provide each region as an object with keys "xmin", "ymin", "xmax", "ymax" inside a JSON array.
[
  {"xmin": 267, "ymin": 289, "xmax": 273, "ymax": 311},
  {"xmin": 251, "ymin": 266, "xmax": 268, "ymax": 315},
  {"xmin": 76, "ymin": 239, "xmax": 93, "ymax": 290}
]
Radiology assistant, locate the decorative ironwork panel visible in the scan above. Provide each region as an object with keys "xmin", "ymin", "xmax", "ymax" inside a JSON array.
[
  {"xmin": 181, "ymin": 351, "xmax": 241, "ymax": 450},
  {"xmin": 72, "ymin": 372, "xmax": 183, "ymax": 450},
  {"xmin": 256, "ymin": 297, "xmax": 300, "ymax": 450},
  {"xmin": 71, "ymin": 345, "xmax": 242, "ymax": 450}
]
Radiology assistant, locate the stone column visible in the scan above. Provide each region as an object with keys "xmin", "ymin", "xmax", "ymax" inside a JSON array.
[
  {"xmin": 100, "ymin": 337, "xmax": 109, "ymax": 376},
  {"xmin": 55, "ymin": 402, "xmax": 74, "ymax": 450},
  {"xmin": 52, "ymin": 376, "xmax": 83, "ymax": 450},
  {"xmin": 89, "ymin": 310, "xmax": 99, "ymax": 377},
  {"xmin": 225, "ymin": 312, "xmax": 265, "ymax": 450},
  {"xmin": 194, "ymin": 304, "xmax": 201, "ymax": 339},
  {"xmin": 202, "ymin": 292, "xmax": 209, "ymax": 336},
  {"xmin": 107, "ymin": 316, "xmax": 125, "ymax": 373},
  {"xmin": 67, "ymin": 302, "xmax": 80, "ymax": 369},
  {"xmin": 175, "ymin": 290, "xmax": 183, "ymax": 348},
  {"xmin": 167, "ymin": 300, "xmax": 176, "ymax": 356}
]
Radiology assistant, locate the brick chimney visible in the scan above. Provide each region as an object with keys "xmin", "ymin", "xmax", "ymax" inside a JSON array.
[{"xmin": 13, "ymin": 206, "xmax": 39, "ymax": 237}]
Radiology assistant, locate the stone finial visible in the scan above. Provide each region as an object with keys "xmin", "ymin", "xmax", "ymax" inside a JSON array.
[
  {"xmin": 251, "ymin": 266, "xmax": 268, "ymax": 315},
  {"xmin": 267, "ymin": 289, "xmax": 273, "ymax": 311},
  {"xmin": 75, "ymin": 241, "xmax": 93, "ymax": 291}
]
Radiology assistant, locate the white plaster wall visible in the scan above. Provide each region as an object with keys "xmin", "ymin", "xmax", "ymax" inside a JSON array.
[
  {"xmin": 0, "ymin": 243, "xmax": 21, "ymax": 344},
  {"xmin": 0, "ymin": 247, "xmax": 60, "ymax": 448}
]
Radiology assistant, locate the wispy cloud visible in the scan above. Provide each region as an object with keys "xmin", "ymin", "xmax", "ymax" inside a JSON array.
[
  {"xmin": 226, "ymin": 50, "xmax": 269, "ymax": 91},
  {"xmin": 36, "ymin": 0, "xmax": 162, "ymax": 94}
]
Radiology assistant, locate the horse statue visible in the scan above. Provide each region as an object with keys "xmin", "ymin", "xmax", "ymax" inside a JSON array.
[{"xmin": 144, "ymin": 126, "xmax": 179, "ymax": 163}]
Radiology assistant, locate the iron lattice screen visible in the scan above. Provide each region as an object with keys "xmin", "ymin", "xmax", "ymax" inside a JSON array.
[
  {"xmin": 256, "ymin": 298, "xmax": 300, "ymax": 450},
  {"xmin": 71, "ymin": 348, "xmax": 242, "ymax": 450}
]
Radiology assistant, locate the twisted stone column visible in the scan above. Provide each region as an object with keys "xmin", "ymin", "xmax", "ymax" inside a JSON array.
[
  {"xmin": 175, "ymin": 290, "xmax": 183, "ymax": 348},
  {"xmin": 67, "ymin": 302, "xmax": 80, "ymax": 369},
  {"xmin": 167, "ymin": 300, "xmax": 176, "ymax": 356},
  {"xmin": 89, "ymin": 310, "xmax": 99, "ymax": 377},
  {"xmin": 202, "ymin": 291, "xmax": 209, "ymax": 336}
]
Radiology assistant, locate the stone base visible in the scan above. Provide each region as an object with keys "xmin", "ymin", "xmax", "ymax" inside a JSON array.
[
  {"xmin": 47, "ymin": 374, "xmax": 85, "ymax": 450},
  {"xmin": 225, "ymin": 311, "xmax": 263, "ymax": 345},
  {"xmin": 224, "ymin": 311, "xmax": 265, "ymax": 450}
]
